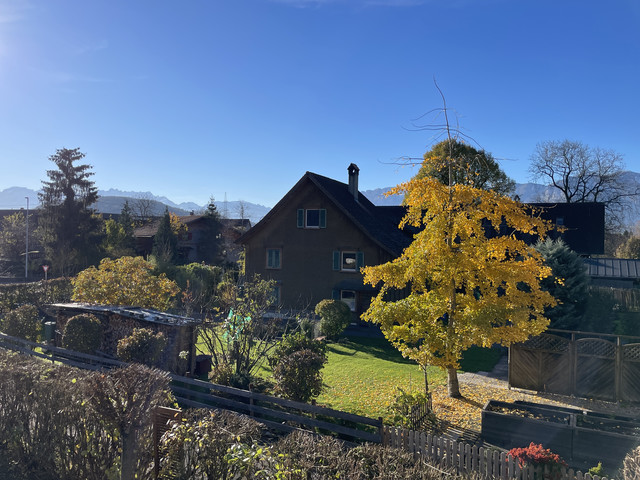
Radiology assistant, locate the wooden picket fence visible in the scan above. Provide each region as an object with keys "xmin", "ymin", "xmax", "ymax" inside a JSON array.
[{"xmin": 383, "ymin": 426, "xmax": 613, "ymax": 480}]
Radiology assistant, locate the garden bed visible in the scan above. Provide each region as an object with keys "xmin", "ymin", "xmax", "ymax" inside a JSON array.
[{"xmin": 481, "ymin": 399, "xmax": 640, "ymax": 469}]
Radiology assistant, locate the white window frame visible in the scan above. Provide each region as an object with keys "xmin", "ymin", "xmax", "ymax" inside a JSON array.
[{"xmin": 341, "ymin": 251, "xmax": 357, "ymax": 272}]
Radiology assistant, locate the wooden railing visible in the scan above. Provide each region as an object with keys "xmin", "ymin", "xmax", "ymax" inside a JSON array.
[
  {"xmin": 383, "ymin": 426, "xmax": 613, "ymax": 480},
  {"xmin": 0, "ymin": 332, "xmax": 382, "ymax": 444}
]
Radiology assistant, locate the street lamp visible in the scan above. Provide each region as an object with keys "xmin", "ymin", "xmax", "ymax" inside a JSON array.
[{"xmin": 25, "ymin": 197, "xmax": 29, "ymax": 280}]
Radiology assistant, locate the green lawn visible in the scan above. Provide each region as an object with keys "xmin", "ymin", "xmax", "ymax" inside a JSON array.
[
  {"xmin": 200, "ymin": 329, "xmax": 503, "ymax": 423},
  {"xmin": 315, "ymin": 336, "xmax": 442, "ymax": 422},
  {"xmin": 316, "ymin": 336, "xmax": 503, "ymax": 423}
]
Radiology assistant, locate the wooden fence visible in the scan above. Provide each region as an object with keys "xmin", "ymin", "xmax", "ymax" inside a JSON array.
[
  {"xmin": 509, "ymin": 330, "xmax": 640, "ymax": 402},
  {"xmin": 0, "ymin": 332, "xmax": 382, "ymax": 444},
  {"xmin": 383, "ymin": 426, "xmax": 613, "ymax": 480}
]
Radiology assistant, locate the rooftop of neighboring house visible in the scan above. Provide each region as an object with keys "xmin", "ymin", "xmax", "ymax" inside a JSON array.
[
  {"xmin": 238, "ymin": 164, "xmax": 414, "ymax": 257},
  {"xmin": 134, "ymin": 216, "xmax": 251, "ymax": 238}
]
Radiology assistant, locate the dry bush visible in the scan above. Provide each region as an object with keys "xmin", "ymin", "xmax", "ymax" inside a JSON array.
[
  {"xmin": 159, "ymin": 409, "xmax": 263, "ymax": 479},
  {"xmin": 623, "ymin": 446, "xmax": 640, "ymax": 480}
]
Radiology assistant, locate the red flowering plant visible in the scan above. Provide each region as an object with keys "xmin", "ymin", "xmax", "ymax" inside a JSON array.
[{"xmin": 509, "ymin": 443, "xmax": 567, "ymax": 478}]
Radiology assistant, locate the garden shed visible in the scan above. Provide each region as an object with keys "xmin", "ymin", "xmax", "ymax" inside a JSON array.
[{"xmin": 43, "ymin": 303, "xmax": 201, "ymax": 375}]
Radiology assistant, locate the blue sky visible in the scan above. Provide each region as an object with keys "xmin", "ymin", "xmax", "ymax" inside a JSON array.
[{"xmin": 1, "ymin": 0, "xmax": 639, "ymax": 207}]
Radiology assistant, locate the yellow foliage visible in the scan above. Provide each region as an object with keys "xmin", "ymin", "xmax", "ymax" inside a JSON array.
[
  {"xmin": 72, "ymin": 256, "xmax": 180, "ymax": 311},
  {"xmin": 362, "ymin": 173, "xmax": 556, "ymax": 386}
]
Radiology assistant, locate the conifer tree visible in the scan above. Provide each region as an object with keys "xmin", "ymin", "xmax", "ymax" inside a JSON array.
[
  {"xmin": 535, "ymin": 238, "xmax": 590, "ymax": 331},
  {"xmin": 37, "ymin": 148, "xmax": 101, "ymax": 276}
]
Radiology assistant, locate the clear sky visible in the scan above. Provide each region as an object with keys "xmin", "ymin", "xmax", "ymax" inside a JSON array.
[{"xmin": 1, "ymin": 0, "xmax": 639, "ymax": 208}]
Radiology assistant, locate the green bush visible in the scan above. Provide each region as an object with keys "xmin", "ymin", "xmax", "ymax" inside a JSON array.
[
  {"xmin": 269, "ymin": 332, "xmax": 327, "ymax": 402},
  {"xmin": 315, "ymin": 299, "xmax": 352, "ymax": 338},
  {"xmin": 0, "ymin": 304, "xmax": 40, "ymax": 341},
  {"xmin": 0, "ymin": 279, "xmax": 72, "ymax": 315},
  {"xmin": 117, "ymin": 327, "xmax": 167, "ymax": 366},
  {"xmin": 62, "ymin": 314, "xmax": 103, "ymax": 354}
]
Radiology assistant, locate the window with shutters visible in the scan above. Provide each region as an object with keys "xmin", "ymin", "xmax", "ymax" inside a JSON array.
[
  {"xmin": 266, "ymin": 248, "xmax": 281, "ymax": 269},
  {"xmin": 297, "ymin": 209, "xmax": 326, "ymax": 229},
  {"xmin": 333, "ymin": 250, "xmax": 364, "ymax": 272}
]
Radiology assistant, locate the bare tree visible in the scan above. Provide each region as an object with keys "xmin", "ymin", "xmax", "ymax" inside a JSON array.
[
  {"xmin": 529, "ymin": 140, "xmax": 639, "ymax": 230},
  {"xmin": 131, "ymin": 194, "xmax": 154, "ymax": 223}
]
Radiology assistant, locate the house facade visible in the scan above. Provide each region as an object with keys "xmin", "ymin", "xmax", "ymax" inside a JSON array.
[
  {"xmin": 239, "ymin": 165, "xmax": 607, "ymax": 317},
  {"xmin": 238, "ymin": 164, "xmax": 412, "ymax": 316}
]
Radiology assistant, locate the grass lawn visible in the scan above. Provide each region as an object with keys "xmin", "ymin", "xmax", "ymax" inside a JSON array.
[
  {"xmin": 316, "ymin": 337, "xmax": 444, "ymax": 423},
  {"xmin": 315, "ymin": 336, "xmax": 503, "ymax": 424}
]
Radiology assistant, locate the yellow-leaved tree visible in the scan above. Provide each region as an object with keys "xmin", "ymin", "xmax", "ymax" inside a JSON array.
[
  {"xmin": 72, "ymin": 256, "xmax": 180, "ymax": 311},
  {"xmin": 362, "ymin": 142, "xmax": 557, "ymax": 398}
]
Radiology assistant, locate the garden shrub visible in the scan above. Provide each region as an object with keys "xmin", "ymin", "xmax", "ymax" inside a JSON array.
[
  {"xmin": 623, "ymin": 446, "xmax": 640, "ymax": 480},
  {"xmin": 388, "ymin": 387, "xmax": 437, "ymax": 431},
  {"xmin": 269, "ymin": 332, "xmax": 327, "ymax": 402},
  {"xmin": 117, "ymin": 327, "xmax": 167, "ymax": 366},
  {"xmin": 315, "ymin": 299, "xmax": 352, "ymax": 338},
  {"xmin": 0, "ymin": 351, "xmax": 120, "ymax": 480},
  {"xmin": 62, "ymin": 313, "xmax": 103, "ymax": 354},
  {"xmin": 0, "ymin": 304, "xmax": 40, "ymax": 341},
  {"xmin": 159, "ymin": 409, "xmax": 263, "ymax": 480},
  {"xmin": 0, "ymin": 278, "xmax": 72, "ymax": 315},
  {"xmin": 274, "ymin": 430, "xmax": 456, "ymax": 479},
  {"xmin": 509, "ymin": 442, "xmax": 567, "ymax": 475}
]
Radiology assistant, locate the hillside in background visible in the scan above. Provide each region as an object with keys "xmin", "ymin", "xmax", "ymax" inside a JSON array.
[
  {"xmin": 1, "ymin": 170, "xmax": 637, "ymax": 226},
  {"xmin": 0, "ymin": 187, "xmax": 270, "ymax": 225}
]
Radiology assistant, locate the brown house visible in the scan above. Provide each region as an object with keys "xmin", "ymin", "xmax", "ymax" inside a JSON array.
[
  {"xmin": 134, "ymin": 215, "xmax": 251, "ymax": 264},
  {"xmin": 238, "ymin": 164, "xmax": 413, "ymax": 316}
]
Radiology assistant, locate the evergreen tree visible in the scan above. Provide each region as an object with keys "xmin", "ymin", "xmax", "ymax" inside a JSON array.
[
  {"xmin": 535, "ymin": 238, "xmax": 590, "ymax": 331},
  {"xmin": 37, "ymin": 148, "xmax": 102, "ymax": 276},
  {"xmin": 152, "ymin": 209, "xmax": 178, "ymax": 265},
  {"xmin": 199, "ymin": 196, "xmax": 224, "ymax": 265}
]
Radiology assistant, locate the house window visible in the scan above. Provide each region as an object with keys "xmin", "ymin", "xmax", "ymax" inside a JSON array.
[
  {"xmin": 272, "ymin": 285, "xmax": 281, "ymax": 304},
  {"xmin": 341, "ymin": 290, "xmax": 356, "ymax": 312},
  {"xmin": 556, "ymin": 216, "xmax": 565, "ymax": 226},
  {"xmin": 266, "ymin": 248, "xmax": 281, "ymax": 269},
  {"xmin": 333, "ymin": 250, "xmax": 364, "ymax": 272},
  {"xmin": 297, "ymin": 209, "xmax": 326, "ymax": 229},
  {"xmin": 341, "ymin": 252, "xmax": 357, "ymax": 271}
]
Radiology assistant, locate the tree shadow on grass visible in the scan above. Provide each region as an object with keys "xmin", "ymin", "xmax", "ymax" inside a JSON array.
[{"xmin": 325, "ymin": 336, "xmax": 416, "ymax": 365}]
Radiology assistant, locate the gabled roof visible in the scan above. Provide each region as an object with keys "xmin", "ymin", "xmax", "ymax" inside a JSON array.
[{"xmin": 238, "ymin": 171, "xmax": 412, "ymax": 257}]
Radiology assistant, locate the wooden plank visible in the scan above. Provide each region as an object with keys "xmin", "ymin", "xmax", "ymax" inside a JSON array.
[
  {"xmin": 170, "ymin": 374, "xmax": 382, "ymax": 427},
  {"xmin": 172, "ymin": 386, "xmax": 381, "ymax": 443}
]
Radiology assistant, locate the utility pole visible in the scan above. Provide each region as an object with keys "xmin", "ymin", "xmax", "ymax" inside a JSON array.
[{"xmin": 25, "ymin": 196, "xmax": 29, "ymax": 280}]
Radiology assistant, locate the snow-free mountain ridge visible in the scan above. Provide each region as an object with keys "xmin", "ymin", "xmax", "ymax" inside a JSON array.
[{"xmin": 1, "ymin": 171, "xmax": 638, "ymax": 226}]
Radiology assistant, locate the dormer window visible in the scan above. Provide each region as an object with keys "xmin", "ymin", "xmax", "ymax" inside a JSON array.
[{"xmin": 297, "ymin": 209, "xmax": 326, "ymax": 229}]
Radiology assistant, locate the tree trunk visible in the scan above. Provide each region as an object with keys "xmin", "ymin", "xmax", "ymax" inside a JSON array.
[
  {"xmin": 447, "ymin": 367, "xmax": 461, "ymax": 398},
  {"xmin": 120, "ymin": 428, "xmax": 138, "ymax": 480},
  {"xmin": 422, "ymin": 365, "xmax": 429, "ymax": 396}
]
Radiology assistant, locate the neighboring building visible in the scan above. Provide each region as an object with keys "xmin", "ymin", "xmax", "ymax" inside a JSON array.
[
  {"xmin": 528, "ymin": 202, "xmax": 605, "ymax": 256},
  {"xmin": 238, "ymin": 165, "xmax": 607, "ymax": 316},
  {"xmin": 238, "ymin": 164, "xmax": 413, "ymax": 316},
  {"xmin": 582, "ymin": 257, "xmax": 640, "ymax": 288},
  {"xmin": 134, "ymin": 215, "xmax": 250, "ymax": 264}
]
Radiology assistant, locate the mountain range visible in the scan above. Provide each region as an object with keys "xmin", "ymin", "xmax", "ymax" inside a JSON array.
[{"xmin": 1, "ymin": 170, "xmax": 638, "ymax": 226}]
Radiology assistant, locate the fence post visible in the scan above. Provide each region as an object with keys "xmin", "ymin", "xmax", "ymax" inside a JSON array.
[{"xmin": 616, "ymin": 336, "xmax": 623, "ymax": 402}]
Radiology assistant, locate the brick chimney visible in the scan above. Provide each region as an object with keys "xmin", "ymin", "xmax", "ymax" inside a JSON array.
[{"xmin": 348, "ymin": 163, "xmax": 359, "ymax": 201}]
